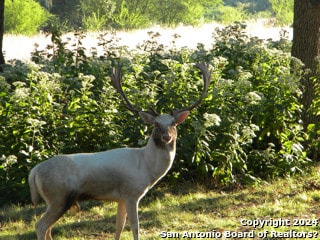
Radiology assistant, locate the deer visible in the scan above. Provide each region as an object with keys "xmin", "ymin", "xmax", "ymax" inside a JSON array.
[{"xmin": 28, "ymin": 62, "xmax": 211, "ymax": 240}]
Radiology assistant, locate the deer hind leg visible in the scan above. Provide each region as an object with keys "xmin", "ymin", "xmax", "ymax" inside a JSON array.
[
  {"xmin": 36, "ymin": 203, "xmax": 66, "ymax": 240},
  {"xmin": 36, "ymin": 192, "xmax": 77, "ymax": 240},
  {"xmin": 125, "ymin": 198, "xmax": 140, "ymax": 240},
  {"xmin": 115, "ymin": 200, "xmax": 127, "ymax": 240}
]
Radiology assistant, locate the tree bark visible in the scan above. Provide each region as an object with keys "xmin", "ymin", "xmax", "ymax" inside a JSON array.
[
  {"xmin": 0, "ymin": 0, "xmax": 5, "ymax": 65},
  {"xmin": 291, "ymin": 0, "xmax": 320, "ymax": 129}
]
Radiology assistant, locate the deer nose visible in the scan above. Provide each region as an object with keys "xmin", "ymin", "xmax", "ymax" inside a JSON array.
[{"xmin": 162, "ymin": 135, "xmax": 172, "ymax": 143}]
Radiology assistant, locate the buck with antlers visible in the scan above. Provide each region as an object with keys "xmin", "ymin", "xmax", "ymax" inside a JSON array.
[{"xmin": 28, "ymin": 62, "xmax": 211, "ymax": 240}]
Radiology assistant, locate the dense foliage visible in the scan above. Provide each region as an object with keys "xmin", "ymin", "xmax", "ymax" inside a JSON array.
[
  {"xmin": 0, "ymin": 23, "xmax": 312, "ymax": 205},
  {"xmin": 7, "ymin": 0, "xmax": 292, "ymax": 33}
]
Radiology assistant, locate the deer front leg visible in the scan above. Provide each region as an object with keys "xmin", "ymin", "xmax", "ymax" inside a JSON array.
[
  {"xmin": 115, "ymin": 200, "xmax": 127, "ymax": 240},
  {"xmin": 125, "ymin": 198, "xmax": 140, "ymax": 240}
]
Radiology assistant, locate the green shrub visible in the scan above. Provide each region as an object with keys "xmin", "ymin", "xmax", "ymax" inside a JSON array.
[
  {"xmin": 80, "ymin": 0, "xmax": 115, "ymax": 31},
  {"xmin": 149, "ymin": 0, "xmax": 204, "ymax": 26},
  {"xmin": 214, "ymin": 5, "xmax": 249, "ymax": 24},
  {"xmin": 269, "ymin": 0, "xmax": 294, "ymax": 26},
  {"xmin": 82, "ymin": 11, "xmax": 108, "ymax": 31},
  {"xmin": 112, "ymin": 0, "xmax": 151, "ymax": 29},
  {"xmin": 4, "ymin": 0, "xmax": 51, "ymax": 35}
]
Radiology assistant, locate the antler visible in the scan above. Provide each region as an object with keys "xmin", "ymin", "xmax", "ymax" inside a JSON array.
[
  {"xmin": 173, "ymin": 62, "xmax": 211, "ymax": 114},
  {"xmin": 111, "ymin": 64, "xmax": 159, "ymax": 116},
  {"xmin": 111, "ymin": 64, "xmax": 140, "ymax": 113},
  {"xmin": 111, "ymin": 62, "xmax": 210, "ymax": 116}
]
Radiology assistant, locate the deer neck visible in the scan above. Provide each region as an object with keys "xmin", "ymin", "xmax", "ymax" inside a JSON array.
[{"xmin": 143, "ymin": 130, "xmax": 177, "ymax": 186}]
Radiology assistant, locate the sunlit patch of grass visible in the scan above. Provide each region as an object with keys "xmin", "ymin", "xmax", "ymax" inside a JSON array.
[{"xmin": 310, "ymin": 190, "xmax": 320, "ymax": 202}]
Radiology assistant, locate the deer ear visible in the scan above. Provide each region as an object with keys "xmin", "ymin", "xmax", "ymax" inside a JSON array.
[
  {"xmin": 139, "ymin": 112, "xmax": 156, "ymax": 124},
  {"xmin": 174, "ymin": 110, "xmax": 189, "ymax": 125}
]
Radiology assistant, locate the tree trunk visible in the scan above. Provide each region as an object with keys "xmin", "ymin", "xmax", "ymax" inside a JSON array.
[
  {"xmin": 0, "ymin": 0, "xmax": 5, "ymax": 65},
  {"xmin": 291, "ymin": 0, "xmax": 320, "ymax": 129}
]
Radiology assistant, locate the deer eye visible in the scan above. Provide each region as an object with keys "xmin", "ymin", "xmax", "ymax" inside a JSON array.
[{"xmin": 154, "ymin": 122, "xmax": 160, "ymax": 129}]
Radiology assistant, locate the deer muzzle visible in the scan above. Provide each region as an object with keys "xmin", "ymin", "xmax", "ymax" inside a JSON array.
[{"xmin": 162, "ymin": 134, "xmax": 172, "ymax": 143}]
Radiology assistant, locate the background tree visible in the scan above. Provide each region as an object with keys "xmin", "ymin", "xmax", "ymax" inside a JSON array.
[
  {"xmin": 292, "ymin": 0, "xmax": 320, "ymax": 125},
  {"xmin": 0, "ymin": 0, "xmax": 4, "ymax": 64},
  {"xmin": 292, "ymin": 0, "xmax": 320, "ymax": 73},
  {"xmin": 46, "ymin": 0, "xmax": 81, "ymax": 28},
  {"xmin": 291, "ymin": 0, "xmax": 320, "ymax": 129}
]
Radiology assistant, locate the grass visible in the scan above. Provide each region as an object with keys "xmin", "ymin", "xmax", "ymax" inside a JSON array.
[{"xmin": 1, "ymin": 165, "xmax": 320, "ymax": 239}]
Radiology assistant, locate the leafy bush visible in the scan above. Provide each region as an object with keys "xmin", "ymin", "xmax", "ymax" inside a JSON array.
[
  {"xmin": 206, "ymin": 23, "xmax": 307, "ymax": 183},
  {"xmin": 4, "ymin": 0, "xmax": 51, "ymax": 35},
  {"xmin": 0, "ymin": 23, "xmax": 310, "ymax": 205},
  {"xmin": 80, "ymin": 0, "xmax": 115, "ymax": 31},
  {"xmin": 269, "ymin": 0, "xmax": 294, "ymax": 26},
  {"xmin": 214, "ymin": 4, "xmax": 250, "ymax": 24},
  {"xmin": 148, "ymin": 0, "xmax": 204, "ymax": 26},
  {"xmin": 111, "ymin": 0, "xmax": 151, "ymax": 29}
]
